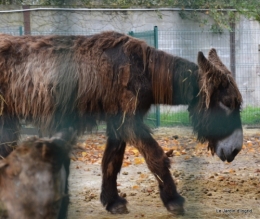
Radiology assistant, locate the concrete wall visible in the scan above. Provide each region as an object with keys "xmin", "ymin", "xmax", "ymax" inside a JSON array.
[
  {"xmin": 0, "ymin": 6, "xmax": 24, "ymax": 35},
  {"xmin": 29, "ymin": 9, "xmax": 216, "ymax": 34}
]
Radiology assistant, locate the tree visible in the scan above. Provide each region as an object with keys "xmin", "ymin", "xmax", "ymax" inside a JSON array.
[
  {"xmin": 233, "ymin": 0, "xmax": 260, "ymax": 22},
  {"xmin": 170, "ymin": 0, "xmax": 260, "ymax": 30}
]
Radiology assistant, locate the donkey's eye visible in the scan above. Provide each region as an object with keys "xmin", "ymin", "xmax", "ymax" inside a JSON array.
[
  {"xmin": 219, "ymin": 102, "xmax": 232, "ymax": 115},
  {"xmin": 223, "ymin": 101, "xmax": 232, "ymax": 108}
]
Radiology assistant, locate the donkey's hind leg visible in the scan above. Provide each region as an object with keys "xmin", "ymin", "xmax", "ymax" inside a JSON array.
[
  {"xmin": 0, "ymin": 116, "xmax": 20, "ymax": 158},
  {"xmin": 133, "ymin": 121, "xmax": 185, "ymax": 215},
  {"xmin": 100, "ymin": 121, "xmax": 128, "ymax": 214}
]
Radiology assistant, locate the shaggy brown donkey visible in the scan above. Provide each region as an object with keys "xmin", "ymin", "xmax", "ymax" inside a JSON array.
[
  {"xmin": 0, "ymin": 128, "xmax": 76, "ymax": 219},
  {"xmin": 0, "ymin": 32, "xmax": 242, "ymax": 215}
]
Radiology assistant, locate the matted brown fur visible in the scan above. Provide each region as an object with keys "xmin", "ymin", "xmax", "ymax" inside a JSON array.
[{"xmin": 0, "ymin": 32, "xmax": 172, "ymax": 142}]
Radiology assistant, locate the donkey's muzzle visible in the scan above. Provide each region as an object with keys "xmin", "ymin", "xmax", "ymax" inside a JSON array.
[{"xmin": 215, "ymin": 128, "xmax": 243, "ymax": 162}]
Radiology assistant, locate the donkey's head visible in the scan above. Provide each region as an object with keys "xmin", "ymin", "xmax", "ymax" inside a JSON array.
[
  {"xmin": 0, "ymin": 128, "xmax": 76, "ymax": 219},
  {"xmin": 189, "ymin": 48, "xmax": 243, "ymax": 162}
]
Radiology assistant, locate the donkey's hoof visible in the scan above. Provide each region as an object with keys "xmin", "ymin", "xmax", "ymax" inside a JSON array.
[
  {"xmin": 110, "ymin": 203, "xmax": 129, "ymax": 214},
  {"xmin": 166, "ymin": 196, "xmax": 185, "ymax": 215},
  {"xmin": 106, "ymin": 197, "xmax": 129, "ymax": 214}
]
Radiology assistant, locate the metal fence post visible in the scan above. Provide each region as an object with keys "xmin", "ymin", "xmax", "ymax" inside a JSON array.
[
  {"xmin": 19, "ymin": 26, "xmax": 23, "ymax": 36},
  {"xmin": 154, "ymin": 26, "xmax": 160, "ymax": 127},
  {"xmin": 128, "ymin": 31, "xmax": 134, "ymax": 36},
  {"xmin": 230, "ymin": 17, "xmax": 236, "ymax": 79}
]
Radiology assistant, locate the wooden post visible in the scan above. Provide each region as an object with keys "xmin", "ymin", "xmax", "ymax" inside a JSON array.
[
  {"xmin": 22, "ymin": 5, "xmax": 31, "ymax": 35},
  {"xmin": 230, "ymin": 15, "xmax": 236, "ymax": 79}
]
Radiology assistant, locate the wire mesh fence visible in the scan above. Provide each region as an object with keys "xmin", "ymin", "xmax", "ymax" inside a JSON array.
[
  {"xmin": 1, "ymin": 26, "xmax": 260, "ymax": 127},
  {"xmin": 132, "ymin": 28, "xmax": 260, "ymax": 127}
]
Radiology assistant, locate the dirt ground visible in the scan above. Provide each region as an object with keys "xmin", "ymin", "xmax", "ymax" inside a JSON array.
[{"xmin": 68, "ymin": 127, "xmax": 260, "ymax": 219}]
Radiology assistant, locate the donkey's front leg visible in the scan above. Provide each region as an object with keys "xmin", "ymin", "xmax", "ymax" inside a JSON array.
[
  {"xmin": 100, "ymin": 136, "xmax": 128, "ymax": 214},
  {"xmin": 135, "ymin": 130, "xmax": 185, "ymax": 215}
]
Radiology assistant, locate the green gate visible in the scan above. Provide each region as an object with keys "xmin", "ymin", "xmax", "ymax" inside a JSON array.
[{"xmin": 128, "ymin": 26, "xmax": 160, "ymax": 127}]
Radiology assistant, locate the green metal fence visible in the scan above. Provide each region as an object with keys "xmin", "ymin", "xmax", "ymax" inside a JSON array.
[{"xmin": 128, "ymin": 26, "xmax": 161, "ymax": 127}]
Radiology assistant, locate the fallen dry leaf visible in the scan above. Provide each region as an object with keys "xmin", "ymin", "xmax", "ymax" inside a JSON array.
[
  {"xmin": 174, "ymin": 151, "xmax": 181, "ymax": 156},
  {"xmin": 165, "ymin": 149, "xmax": 174, "ymax": 157},
  {"xmin": 81, "ymin": 152, "xmax": 87, "ymax": 157},
  {"xmin": 139, "ymin": 173, "xmax": 148, "ymax": 179},
  {"xmin": 132, "ymin": 185, "xmax": 139, "ymax": 190},
  {"xmin": 184, "ymin": 155, "xmax": 191, "ymax": 160},
  {"xmin": 134, "ymin": 157, "xmax": 145, "ymax": 165},
  {"xmin": 229, "ymin": 169, "xmax": 236, "ymax": 173}
]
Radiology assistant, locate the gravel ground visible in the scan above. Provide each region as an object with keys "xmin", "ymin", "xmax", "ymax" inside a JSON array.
[{"xmin": 68, "ymin": 127, "xmax": 260, "ymax": 219}]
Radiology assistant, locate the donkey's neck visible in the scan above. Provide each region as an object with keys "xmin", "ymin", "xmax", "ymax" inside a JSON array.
[
  {"xmin": 148, "ymin": 48, "xmax": 199, "ymax": 105},
  {"xmin": 171, "ymin": 57, "xmax": 199, "ymax": 105}
]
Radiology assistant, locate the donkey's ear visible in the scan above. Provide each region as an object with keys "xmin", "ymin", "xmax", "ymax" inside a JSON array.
[
  {"xmin": 197, "ymin": 51, "xmax": 212, "ymax": 73},
  {"xmin": 208, "ymin": 48, "xmax": 222, "ymax": 64},
  {"xmin": 208, "ymin": 48, "xmax": 218, "ymax": 59},
  {"xmin": 50, "ymin": 127, "xmax": 77, "ymax": 153},
  {"xmin": 0, "ymin": 160, "xmax": 7, "ymax": 169},
  {"xmin": 51, "ymin": 128, "xmax": 76, "ymax": 143},
  {"xmin": 208, "ymin": 48, "xmax": 231, "ymax": 73},
  {"xmin": 40, "ymin": 143, "xmax": 53, "ymax": 159}
]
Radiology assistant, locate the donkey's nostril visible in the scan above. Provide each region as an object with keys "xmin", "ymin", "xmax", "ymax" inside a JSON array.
[
  {"xmin": 231, "ymin": 148, "xmax": 240, "ymax": 158},
  {"xmin": 226, "ymin": 148, "xmax": 240, "ymax": 162}
]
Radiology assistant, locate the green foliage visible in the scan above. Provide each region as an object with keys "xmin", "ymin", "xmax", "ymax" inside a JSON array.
[
  {"xmin": 99, "ymin": 0, "xmax": 260, "ymax": 31},
  {"xmin": 146, "ymin": 106, "xmax": 260, "ymax": 128},
  {"xmin": 160, "ymin": 111, "xmax": 190, "ymax": 126},
  {"xmin": 146, "ymin": 111, "xmax": 190, "ymax": 127},
  {"xmin": 241, "ymin": 106, "xmax": 260, "ymax": 125},
  {"xmin": 234, "ymin": 0, "xmax": 260, "ymax": 22},
  {"xmin": 1, "ymin": 0, "xmax": 259, "ymax": 33},
  {"xmin": 0, "ymin": 0, "xmax": 21, "ymax": 4}
]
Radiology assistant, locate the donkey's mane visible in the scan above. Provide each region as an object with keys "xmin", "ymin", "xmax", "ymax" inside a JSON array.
[
  {"xmin": 147, "ymin": 48, "xmax": 174, "ymax": 104},
  {"xmin": 112, "ymin": 33, "xmax": 174, "ymax": 105}
]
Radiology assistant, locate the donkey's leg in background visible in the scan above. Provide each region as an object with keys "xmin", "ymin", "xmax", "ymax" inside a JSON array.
[
  {"xmin": 58, "ymin": 156, "xmax": 71, "ymax": 219},
  {"xmin": 133, "ymin": 121, "xmax": 185, "ymax": 215},
  {"xmin": 52, "ymin": 127, "xmax": 76, "ymax": 219},
  {"xmin": 100, "ymin": 121, "xmax": 128, "ymax": 214},
  {"xmin": 0, "ymin": 116, "xmax": 20, "ymax": 158}
]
